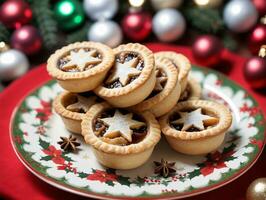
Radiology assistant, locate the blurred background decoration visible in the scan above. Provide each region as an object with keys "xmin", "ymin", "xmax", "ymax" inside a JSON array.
[{"xmin": 0, "ymin": 0, "xmax": 265, "ymax": 89}]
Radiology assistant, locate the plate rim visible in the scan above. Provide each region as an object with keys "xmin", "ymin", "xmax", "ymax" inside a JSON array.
[{"xmin": 9, "ymin": 65, "xmax": 266, "ymax": 200}]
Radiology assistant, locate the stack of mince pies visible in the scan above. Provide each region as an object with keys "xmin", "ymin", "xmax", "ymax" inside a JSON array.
[{"xmin": 48, "ymin": 42, "xmax": 232, "ymax": 170}]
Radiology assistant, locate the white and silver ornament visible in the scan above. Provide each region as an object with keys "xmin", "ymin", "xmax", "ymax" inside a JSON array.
[
  {"xmin": 83, "ymin": 0, "xmax": 118, "ymax": 20},
  {"xmin": 88, "ymin": 20, "xmax": 122, "ymax": 48},
  {"xmin": 150, "ymin": 0, "xmax": 183, "ymax": 10},
  {"xmin": 152, "ymin": 8, "xmax": 186, "ymax": 42},
  {"xmin": 0, "ymin": 49, "xmax": 29, "ymax": 81},
  {"xmin": 223, "ymin": 0, "xmax": 258, "ymax": 33}
]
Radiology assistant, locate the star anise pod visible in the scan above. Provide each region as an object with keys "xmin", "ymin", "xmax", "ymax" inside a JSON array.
[
  {"xmin": 57, "ymin": 135, "xmax": 80, "ymax": 152},
  {"xmin": 154, "ymin": 158, "xmax": 176, "ymax": 178}
]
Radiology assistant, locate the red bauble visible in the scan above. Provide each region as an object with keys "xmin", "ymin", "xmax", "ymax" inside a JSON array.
[
  {"xmin": 248, "ymin": 25, "xmax": 266, "ymax": 55},
  {"xmin": 243, "ymin": 57, "xmax": 266, "ymax": 89},
  {"xmin": 192, "ymin": 35, "xmax": 223, "ymax": 66},
  {"xmin": 0, "ymin": 0, "xmax": 32, "ymax": 29},
  {"xmin": 122, "ymin": 11, "xmax": 152, "ymax": 42},
  {"xmin": 11, "ymin": 25, "xmax": 42, "ymax": 55},
  {"xmin": 252, "ymin": 0, "xmax": 266, "ymax": 16}
]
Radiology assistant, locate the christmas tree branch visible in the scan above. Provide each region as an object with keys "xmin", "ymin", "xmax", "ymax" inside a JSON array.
[
  {"xmin": 221, "ymin": 33, "xmax": 238, "ymax": 51},
  {"xmin": 31, "ymin": 0, "xmax": 59, "ymax": 50},
  {"xmin": 182, "ymin": 7, "xmax": 224, "ymax": 34},
  {"xmin": 0, "ymin": 22, "xmax": 10, "ymax": 43},
  {"xmin": 66, "ymin": 23, "xmax": 90, "ymax": 44}
]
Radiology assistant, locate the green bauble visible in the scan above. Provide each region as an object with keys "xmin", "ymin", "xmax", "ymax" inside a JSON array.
[{"xmin": 54, "ymin": 0, "xmax": 85, "ymax": 31}]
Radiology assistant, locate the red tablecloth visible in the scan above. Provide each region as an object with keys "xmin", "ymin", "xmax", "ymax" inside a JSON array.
[{"xmin": 0, "ymin": 44, "xmax": 265, "ymax": 200}]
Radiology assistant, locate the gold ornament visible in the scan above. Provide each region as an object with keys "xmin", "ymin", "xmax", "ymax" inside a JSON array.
[
  {"xmin": 194, "ymin": 0, "xmax": 223, "ymax": 8},
  {"xmin": 261, "ymin": 15, "xmax": 266, "ymax": 25},
  {"xmin": 129, "ymin": 0, "xmax": 145, "ymax": 7},
  {"xmin": 259, "ymin": 45, "xmax": 266, "ymax": 58},
  {"xmin": 246, "ymin": 178, "xmax": 266, "ymax": 200},
  {"xmin": 150, "ymin": 0, "xmax": 183, "ymax": 10},
  {"xmin": 0, "ymin": 42, "xmax": 10, "ymax": 53}
]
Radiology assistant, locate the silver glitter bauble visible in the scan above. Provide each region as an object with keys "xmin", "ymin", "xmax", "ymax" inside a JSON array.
[
  {"xmin": 88, "ymin": 20, "xmax": 122, "ymax": 48},
  {"xmin": 0, "ymin": 49, "xmax": 29, "ymax": 81},
  {"xmin": 83, "ymin": 0, "xmax": 118, "ymax": 20},
  {"xmin": 223, "ymin": 0, "xmax": 258, "ymax": 33},
  {"xmin": 152, "ymin": 8, "xmax": 186, "ymax": 42},
  {"xmin": 150, "ymin": 0, "xmax": 183, "ymax": 10}
]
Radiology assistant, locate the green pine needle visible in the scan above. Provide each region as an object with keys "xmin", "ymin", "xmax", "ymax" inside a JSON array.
[
  {"xmin": 183, "ymin": 7, "xmax": 224, "ymax": 34},
  {"xmin": 31, "ymin": 0, "xmax": 59, "ymax": 50},
  {"xmin": 0, "ymin": 22, "xmax": 10, "ymax": 43},
  {"xmin": 66, "ymin": 24, "xmax": 90, "ymax": 44},
  {"xmin": 221, "ymin": 34, "xmax": 238, "ymax": 52}
]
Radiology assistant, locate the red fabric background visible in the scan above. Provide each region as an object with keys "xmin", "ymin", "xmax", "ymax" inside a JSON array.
[{"xmin": 0, "ymin": 44, "xmax": 265, "ymax": 200}]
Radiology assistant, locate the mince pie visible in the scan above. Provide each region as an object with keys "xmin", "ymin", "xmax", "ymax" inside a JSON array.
[
  {"xmin": 81, "ymin": 102, "xmax": 161, "ymax": 169},
  {"xmin": 94, "ymin": 43, "xmax": 156, "ymax": 107},
  {"xmin": 159, "ymin": 100, "xmax": 232, "ymax": 155},
  {"xmin": 53, "ymin": 91, "xmax": 99, "ymax": 134},
  {"xmin": 155, "ymin": 51, "xmax": 191, "ymax": 93},
  {"xmin": 179, "ymin": 77, "xmax": 201, "ymax": 101},
  {"xmin": 47, "ymin": 42, "xmax": 115, "ymax": 92},
  {"xmin": 130, "ymin": 56, "xmax": 181, "ymax": 117}
]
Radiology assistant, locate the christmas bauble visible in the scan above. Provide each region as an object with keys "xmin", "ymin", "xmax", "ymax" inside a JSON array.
[
  {"xmin": 122, "ymin": 11, "xmax": 152, "ymax": 41},
  {"xmin": 152, "ymin": 9, "xmax": 186, "ymax": 42},
  {"xmin": 0, "ymin": 49, "xmax": 29, "ymax": 81},
  {"xmin": 0, "ymin": 42, "xmax": 10, "ymax": 53},
  {"xmin": 150, "ymin": 0, "xmax": 183, "ymax": 10},
  {"xmin": 259, "ymin": 45, "xmax": 266, "ymax": 57},
  {"xmin": 11, "ymin": 25, "xmax": 42, "ymax": 55},
  {"xmin": 193, "ymin": 0, "xmax": 223, "ymax": 8},
  {"xmin": 83, "ymin": 0, "xmax": 118, "ymax": 20},
  {"xmin": 223, "ymin": 0, "xmax": 258, "ymax": 33},
  {"xmin": 243, "ymin": 56, "xmax": 266, "ymax": 89},
  {"xmin": 54, "ymin": 0, "xmax": 85, "ymax": 31},
  {"xmin": 248, "ymin": 25, "xmax": 266, "ymax": 54},
  {"xmin": 192, "ymin": 35, "xmax": 223, "ymax": 66},
  {"xmin": 0, "ymin": 0, "xmax": 32, "ymax": 29},
  {"xmin": 246, "ymin": 178, "xmax": 266, "ymax": 200},
  {"xmin": 88, "ymin": 20, "xmax": 122, "ymax": 48},
  {"xmin": 252, "ymin": 0, "xmax": 266, "ymax": 16},
  {"xmin": 128, "ymin": 0, "xmax": 145, "ymax": 7}
]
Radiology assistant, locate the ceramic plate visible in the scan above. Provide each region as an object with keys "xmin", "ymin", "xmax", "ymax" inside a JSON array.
[{"xmin": 11, "ymin": 66, "xmax": 265, "ymax": 199}]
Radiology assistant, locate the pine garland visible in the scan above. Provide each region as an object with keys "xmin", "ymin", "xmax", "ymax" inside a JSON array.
[
  {"xmin": 31, "ymin": 0, "xmax": 59, "ymax": 50},
  {"xmin": 0, "ymin": 22, "xmax": 10, "ymax": 43},
  {"xmin": 66, "ymin": 23, "xmax": 90, "ymax": 44},
  {"xmin": 221, "ymin": 33, "xmax": 238, "ymax": 52},
  {"xmin": 182, "ymin": 7, "xmax": 224, "ymax": 34}
]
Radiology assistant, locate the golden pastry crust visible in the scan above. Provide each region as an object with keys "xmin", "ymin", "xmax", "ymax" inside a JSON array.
[
  {"xmin": 47, "ymin": 42, "xmax": 115, "ymax": 92},
  {"xmin": 81, "ymin": 102, "xmax": 161, "ymax": 155},
  {"xmin": 53, "ymin": 92, "xmax": 84, "ymax": 121},
  {"xmin": 94, "ymin": 43, "xmax": 156, "ymax": 107},
  {"xmin": 159, "ymin": 100, "xmax": 232, "ymax": 140},
  {"xmin": 159, "ymin": 100, "xmax": 232, "ymax": 155},
  {"xmin": 53, "ymin": 91, "xmax": 97, "ymax": 134},
  {"xmin": 47, "ymin": 41, "xmax": 114, "ymax": 80},
  {"xmin": 130, "ymin": 56, "xmax": 181, "ymax": 117},
  {"xmin": 179, "ymin": 77, "xmax": 201, "ymax": 101},
  {"xmin": 155, "ymin": 51, "xmax": 191, "ymax": 93}
]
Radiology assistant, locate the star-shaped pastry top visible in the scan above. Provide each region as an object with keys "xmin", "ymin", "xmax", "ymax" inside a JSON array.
[
  {"xmin": 171, "ymin": 108, "xmax": 219, "ymax": 131},
  {"xmin": 154, "ymin": 69, "xmax": 168, "ymax": 92},
  {"xmin": 66, "ymin": 95, "xmax": 97, "ymax": 113},
  {"xmin": 106, "ymin": 58, "xmax": 141, "ymax": 86},
  {"xmin": 100, "ymin": 110, "xmax": 145, "ymax": 142},
  {"xmin": 61, "ymin": 49, "xmax": 101, "ymax": 72}
]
